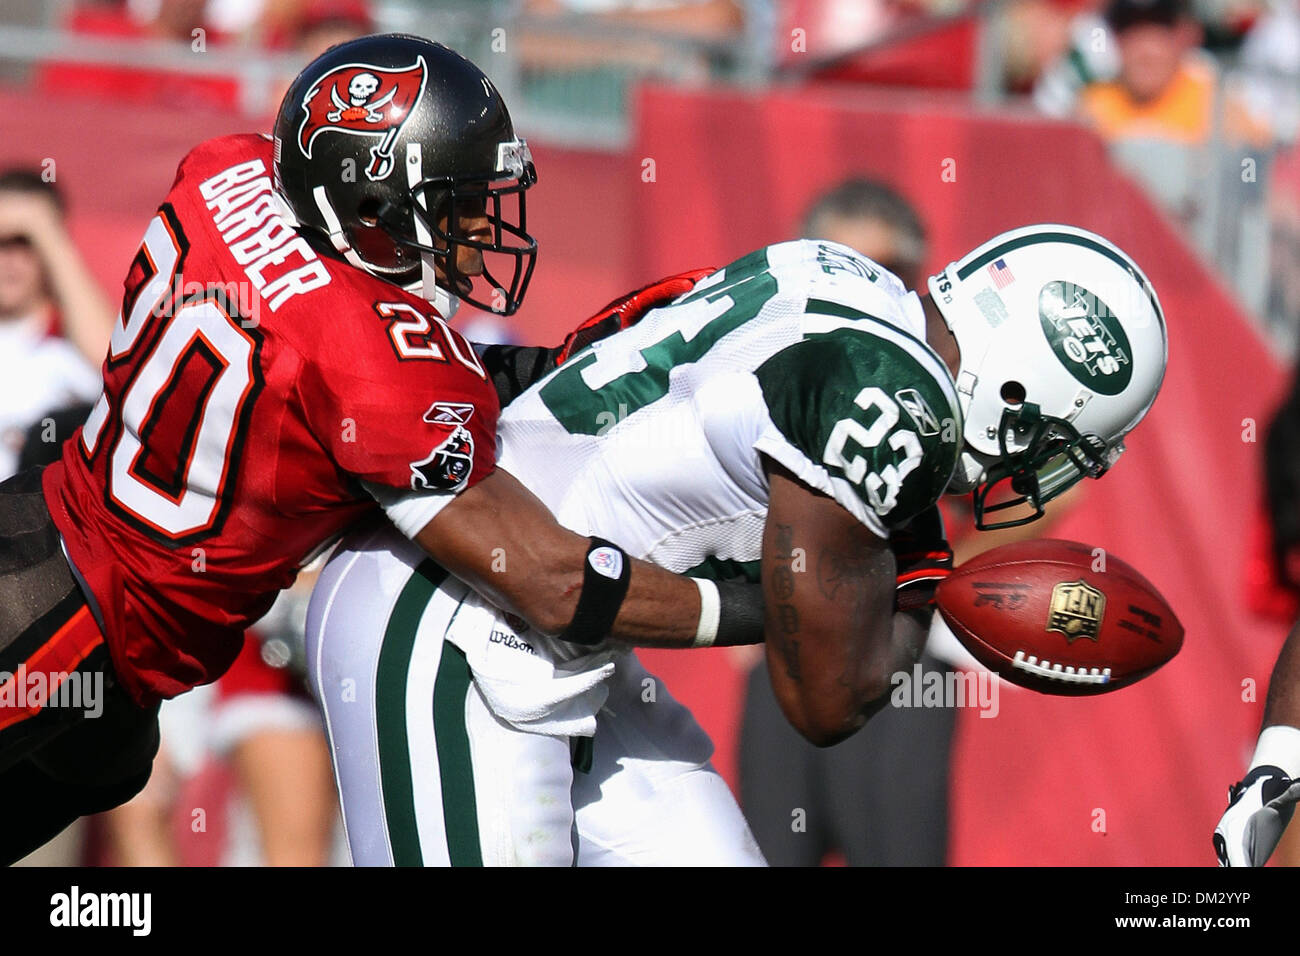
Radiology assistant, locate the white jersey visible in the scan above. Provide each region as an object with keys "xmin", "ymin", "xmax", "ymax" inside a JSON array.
[
  {"xmin": 305, "ymin": 240, "xmax": 964, "ymax": 865},
  {"xmin": 497, "ymin": 239, "xmax": 961, "ymax": 577}
]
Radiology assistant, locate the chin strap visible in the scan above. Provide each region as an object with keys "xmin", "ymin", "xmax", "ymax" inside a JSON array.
[
  {"xmin": 311, "ymin": 186, "xmax": 371, "ymax": 273},
  {"xmin": 311, "ymin": 183, "xmax": 460, "ymax": 319},
  {"xmin": 427, "ymin": 276, "xmax": 460, "ymax": 320},
  {"xmin": 404, "ymin": 140, "xmax": 460, "ymax": 319}
]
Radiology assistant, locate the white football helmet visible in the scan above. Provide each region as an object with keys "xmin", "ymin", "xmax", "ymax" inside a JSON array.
[{"xmin": 927, "ymin": 224, "xmax": 1167, "ymax": 529}]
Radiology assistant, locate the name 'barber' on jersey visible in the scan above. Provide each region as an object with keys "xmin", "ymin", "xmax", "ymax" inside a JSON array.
[{"xmin": 198, "ymin": 156, "xmax": 332, "ymax": 312}]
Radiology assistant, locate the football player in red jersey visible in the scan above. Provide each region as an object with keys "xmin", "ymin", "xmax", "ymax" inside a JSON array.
[{"xmin": 0, "ymin": 34, "xmax": 749, "ymax": 863}]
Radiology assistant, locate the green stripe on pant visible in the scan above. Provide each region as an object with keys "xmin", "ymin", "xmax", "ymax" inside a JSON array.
[{"xmin": 375, "ymin": 560, "xmax": 482, "ymax": 866}]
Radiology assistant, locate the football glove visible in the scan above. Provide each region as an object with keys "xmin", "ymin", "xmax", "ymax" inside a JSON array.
[
  {"xmin": 556, "ymin": 267, "xmax": 715, "ymax": 366},
  {"xmin": 1213, "ymin": 765, "xmax": 1300, "ymax": 866},
  {"xmin": 891, "ymin": 505, "xmax": 954, "ymax": 613}
]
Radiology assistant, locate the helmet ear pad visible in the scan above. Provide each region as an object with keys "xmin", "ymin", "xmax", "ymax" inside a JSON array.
[{"xmin": 348, "ymin": 217, "xmax": 413, "ymax": 273}]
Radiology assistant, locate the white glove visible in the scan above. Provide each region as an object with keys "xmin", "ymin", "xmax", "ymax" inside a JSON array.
[{"xmin": 1214, "ymin": 765, "xmax": 1300, "ymax": 866}]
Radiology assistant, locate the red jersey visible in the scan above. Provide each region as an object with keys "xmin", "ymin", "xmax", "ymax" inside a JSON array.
[{"xmin": 44, "ymin": 134, "xmax": 499, "ymax": 705}]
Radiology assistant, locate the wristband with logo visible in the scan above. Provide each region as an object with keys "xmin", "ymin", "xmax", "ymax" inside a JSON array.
[{"xmin": 560, "ymin": 537, "xmax": 632, "ymax": 646}]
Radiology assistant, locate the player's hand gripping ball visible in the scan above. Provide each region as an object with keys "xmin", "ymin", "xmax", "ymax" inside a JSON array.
[{"xmin": 934, "ymin": 539, "xmax": 1183, "ymax": 695}]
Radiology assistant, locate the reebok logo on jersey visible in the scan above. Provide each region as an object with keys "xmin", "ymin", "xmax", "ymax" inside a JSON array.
[
  {"xmin": 588, "ymin": 547, "xmax": 624, "ymax": 580},
  {"xmin": 895, "ymin": 388, "xmax": 940, "ymax": 436},
  {"xmin": 296, "ymin": 57, "xmax": 428, "ymax": 180},
  {"xmin": 410, "ymin": 425, "xmax": 474, "ymax": 492},
  {"xmin": 423, "ymin": 402, "xmax": 475, "ymax": 425}
]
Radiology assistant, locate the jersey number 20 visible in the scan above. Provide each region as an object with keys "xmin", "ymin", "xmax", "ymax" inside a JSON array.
[{"xmin": 81, "ymin": 208, "xmax": 263, "ymax": 543}]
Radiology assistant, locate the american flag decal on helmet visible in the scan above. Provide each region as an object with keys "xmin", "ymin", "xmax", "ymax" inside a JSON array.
[
  {"xmin": 296, "ymin": 56, "xmax": 428, "ymax": 181},
  {"xmin": 987, "ymin": 258, "xmax": 1015, "ymax": 289}
]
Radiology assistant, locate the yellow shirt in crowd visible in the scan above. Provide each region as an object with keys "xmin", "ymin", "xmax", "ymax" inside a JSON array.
[{"xmin": 1079, "ymin": 56, "xmax": 1269, "ymax": 146}]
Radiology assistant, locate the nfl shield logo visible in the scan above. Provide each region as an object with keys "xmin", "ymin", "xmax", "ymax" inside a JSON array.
[{"xmin": 1046, "ymin": 580, "xmax": 1106, "ymax": 642}]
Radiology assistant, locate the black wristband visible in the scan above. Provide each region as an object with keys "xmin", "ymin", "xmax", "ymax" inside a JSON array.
[
  {"xmin": 714, "ymin": 580, "xmax": 765, "ymax": 647},
  {"xmin": 559, "ymin": 538, "xmax": 632, "ymax": 646}
]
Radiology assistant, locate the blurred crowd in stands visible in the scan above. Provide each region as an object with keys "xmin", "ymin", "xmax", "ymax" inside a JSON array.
[
  {"xmin": 6, "ymin": 0, "xmax": 1297, "ymax": 344},
  {"xmin": 2, "ymin": 0, "xmax": 1300, "ymax": 866}
]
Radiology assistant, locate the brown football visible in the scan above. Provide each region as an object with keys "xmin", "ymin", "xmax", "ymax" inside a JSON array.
[{"xmin": 934, "ymin": 539, "xmax": 1183, "ymax": 695}]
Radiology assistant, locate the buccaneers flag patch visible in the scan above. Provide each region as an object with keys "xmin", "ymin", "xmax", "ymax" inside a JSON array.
[{"xmin": 296, "ymin": 56, "xmax": 428, "ymax": 181}]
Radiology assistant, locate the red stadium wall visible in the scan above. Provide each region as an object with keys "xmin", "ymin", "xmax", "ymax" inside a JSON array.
[{"xmin": 1, "ymin": 82, "xmax": 1289, "ymax": 866}]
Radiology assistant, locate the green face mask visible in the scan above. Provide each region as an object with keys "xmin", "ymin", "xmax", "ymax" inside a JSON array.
[{"xmin": 972, "ymin": 403, "xmax": 1113, "ymax": 530}]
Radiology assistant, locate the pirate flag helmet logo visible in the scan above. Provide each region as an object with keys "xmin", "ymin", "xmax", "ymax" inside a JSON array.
[{"xmin": 297, "ymin": 57, "xmax": 428, "ymax": 181}]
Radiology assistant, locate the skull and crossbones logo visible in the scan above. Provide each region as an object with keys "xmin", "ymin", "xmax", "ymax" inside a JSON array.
[{"xmin": 327, "ymin": 72, "xmax": 397, "ymax": 123}]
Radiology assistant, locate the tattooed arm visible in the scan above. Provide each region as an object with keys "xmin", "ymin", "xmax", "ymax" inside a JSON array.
[{"xmin": 762, "ymin": 456, "xmax": 928, "ymax": 747}]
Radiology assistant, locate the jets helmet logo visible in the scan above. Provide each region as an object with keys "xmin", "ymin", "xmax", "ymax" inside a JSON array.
[
  {"xmin": 297, "ymin": 56, "xmax": 428, "ymax": 181},
  {"xmin": 1038, "ymin": 281, "xmax": 1134, "ymax": 396}
]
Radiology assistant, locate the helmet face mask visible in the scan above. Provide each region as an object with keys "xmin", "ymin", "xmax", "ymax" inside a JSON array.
[
  {"xmin": 399, "ymin": 149, "xmax": 538, "ymax": 315},
  {"xmin": 927, "ymin": 224, "xmax": 1168, "ymax": 531},
  {"xmin": 970, "ymin": 404, "xmax": 1114, "ymax": 529},
  {"xmin": 272, "ymin": 34, "xmax": 538, "ymax": 315}
]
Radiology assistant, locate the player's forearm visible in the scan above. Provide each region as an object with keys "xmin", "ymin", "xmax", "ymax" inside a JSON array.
[
  {"xmin": 417, "ymin": 467, "xmax": 706, "ymax": 643},
  {"xmin": 503, "ymin": 546, "xmax": 706, "ymax": 645},
  {"xmin": 764, "ymin": 547, "xmax": 902, "ymax": 747}
]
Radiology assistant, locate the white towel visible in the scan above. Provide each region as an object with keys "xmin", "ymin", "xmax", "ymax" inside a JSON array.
[{"xmin": 442, "ymin": 588, "xmax": 615, "ymax": 738}]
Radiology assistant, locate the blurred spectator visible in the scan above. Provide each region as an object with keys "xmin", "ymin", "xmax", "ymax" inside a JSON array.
[
  {"xmin": 519, "ymin": 0, "xmax": 743, "ymax": 76},
  {"xmin": 264, "ymin": 0, "xmax": 376, "ymax": 112},
  {"xmin": 800, "ymin": 178, "xmax": 928, "ymax": 283},
  {"xmin": 259, "ymin": 0, "xmax": 375, "ymax": 52},
  {"xmin": 783, "ymin": 0, "xmax": 979, "ymax": 90},
  {"xmin": 527, "ymin": 0, "xmax": 742, "ymax": 39},
  {"xmin": 1033, "ymin": 1, "xmax": 1121, "ymax": 116},
  {"xmin": 40, "ymin": 0, "xmax": 240, "ymax": 112},
  {"xmin": 737, "ymin": 178, "xmax": 959, "ymax": 867},
  {"xmin": 1074, "ymin": 0, "xmax": 1271, "ymax": 226},
  {"xmin": 1238, "ymin": 0, "xmax": 1300, "ymax": 144},
  {"xmin": 1266, "ymin": 141, "xmax": 1300, "ymax": 349},
  {"xmin": 1078, "ymin": 0, "xmax": 1267, "ymax": 144},
  {"xmin": 97, "ymin": 587, "xmax": 344, "ymax": 866},
  {"xmin": 207, "ymin": 610, "xmax": 343, "ymax": 867},
  {"xmin": 0, "ymin": 170, "xmax": 106, "ymax": 481}
]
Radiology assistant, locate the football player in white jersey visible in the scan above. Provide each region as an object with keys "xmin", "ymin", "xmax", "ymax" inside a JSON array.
[{"xmin": 305, "ymin": 225, "xmax": 1169, "ymax": 866}]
